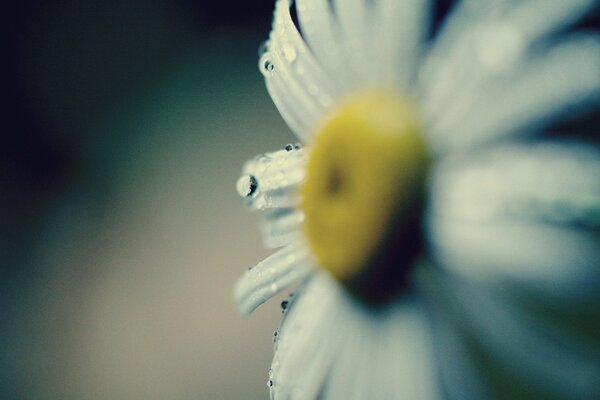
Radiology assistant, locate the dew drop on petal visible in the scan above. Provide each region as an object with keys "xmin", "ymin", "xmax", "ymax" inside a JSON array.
[
  {"xmin": 260, "ymin": 53, "xmax": 275, "ymax": 77},
  {"xmin": 264, "ymin": 60, "xmax": 274, "ymax": 72},
  {"xmin": 236, "ymin": 175, "xmax": 258, "ymax": 198},
  {"xmin": 268, "ymin": 378, "xmax": 275, "ymax": 400}
]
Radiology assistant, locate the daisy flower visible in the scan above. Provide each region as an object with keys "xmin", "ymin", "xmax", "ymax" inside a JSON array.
[{"xmin": 234, "ymin": 0, "xmax": 600, "ymax": 398}]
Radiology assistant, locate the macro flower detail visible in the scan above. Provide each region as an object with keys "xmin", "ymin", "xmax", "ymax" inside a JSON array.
[{"xmin": 234, "ymin": 0, "xmax": 600, "ymax": 398}]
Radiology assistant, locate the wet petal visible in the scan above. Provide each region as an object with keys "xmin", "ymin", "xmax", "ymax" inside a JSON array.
[
  {"xmin": 373, "ymin": 0, "xmax": 431, "ymax": 89},
  {"xmin": 270, "ymin": 274, "xmax": 343, "ymax": 399},
  {"xmin": 234, "ymin": 244, "xmax": 314, "ymax": 315},
  {"xmin": 294, "ymin": 0, "xmax": 349, "ymax": 87},
  {"xmin": 265, "ymin": 0, "xmax": 337, "ymax": 140},
  {"xmin": 238, "ymin": 146, "xmax": 307, "ymax": 211},
  {"xmin": 260, "ymin": 209, "xmax": 304, "ymax": 249},
  {"xmin": 265, "ymin": 0, "xmax": 434, "ymax": 141}
]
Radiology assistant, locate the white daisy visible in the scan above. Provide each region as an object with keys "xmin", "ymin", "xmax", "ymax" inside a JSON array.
[{"xmin": 234, "ymin": 0, "xmax": 600, "ymax": 398}]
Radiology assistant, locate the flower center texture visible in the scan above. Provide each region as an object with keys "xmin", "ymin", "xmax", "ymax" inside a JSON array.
[{"xmin": 301, "ymin": 89, "xmax": 429, "ymax": 303}]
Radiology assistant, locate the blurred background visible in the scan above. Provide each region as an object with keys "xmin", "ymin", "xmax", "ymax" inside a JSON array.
[{"xmin": 2, "ymin": 1, "xmax": 294, "ymax": 398}]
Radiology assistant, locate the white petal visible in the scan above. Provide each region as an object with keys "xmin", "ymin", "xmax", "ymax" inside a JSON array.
[
  {"xmin": 233, "ymin": 244, "xmax": 313, "ymax": 315},
  {"xmin": 420, "ymin": 265, "xmax": 600, "ymax": 398},
  {"xmin": 322, "ymin": 294, "xmax": 440, "ymax": 400},
  {"xmin": 428, "ymin": 215, "xmax": 600, "ymax": 301},
  {"xmin": 418, "ymin": 0, "xmax": 517, "ymax": 134},
  {"xmin": 427, "ymin": 141, "xmax": 600, "ymax": 299},
  {"xmin": 381, "ymin": 300, "xmax": 441, "ymax": 400},
  {"xmin": 503, "ymin": 0, "xmax": 597, "ymax": 42},
  {"xmin": 270, "ymin": 274, "xmax": 345, "ymax": 399},
  {"xmin": 265, "ymin": 50, "xmax": 321, "ymax": 142},
  {"xmin": 239, "ymin": 146, "xmax": 307, "ymax": 211},
  {"xmin": 332, "ymin": 0, "xmax": 373, "ymax": 84},
  {"xmin": 419, "ymin": 0, "xmax": 600, "ymax": 152},
  {"xmin": 260, "ymin": 209, "xmax": 304, "ymax": 249},
  {"xmin": 430, "ymin": 141, "xmax": 600, "ymax": 227},
  {"xmin": 424, "ymin": 299, "xmax": 490, "ymax": 400},
  {"xmin": 294, "ymin": 0, "xmax": 349, "ymax": 88},
  {"xmin": 271, "ymin": 273, "xmax": 440, "ymax": 399},
  {"xmin": 427, "ymin": 0, "xmax": 596, "ymax": 65},
  {"xmin": 373, "ymin": 0, "xmax": 431, "ymax": 89},
  {"xmin": 433, "ymin": 35, "xmax": 600, "ymax": 150},
  {"xmin": 265, "ymin": 75, "xmax": 312, "ymax": 138},
  {"xmin": 265, "ymin": 0, "xmax": 337, "ymax": 141},
  {"xmin": 319, "ymin": 313, "xmax": 376, "ymax": 400},
  {"xmin": 420, "ymin": 0, "xmax": 596, "ymax": 110}
]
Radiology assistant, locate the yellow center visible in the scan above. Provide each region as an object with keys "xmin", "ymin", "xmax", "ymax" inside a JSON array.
[{"xmin": 300, "ymin": 89, "xmax": 429, "ymax": 282}]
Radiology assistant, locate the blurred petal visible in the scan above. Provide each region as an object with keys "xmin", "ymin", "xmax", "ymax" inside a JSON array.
[
  {"xmin": 420, "ymin": 265, "xmax": 600, "ymax": 399},
  {"xmin": 271, "ymin": 273, "xmax": 440, "ymax": 399},
  {"xmin": 332, "ymin": 0, "xmax": 373, "ymax": 84},
  {"xmin": 427, "ymin": 141, "xmax": 600, "ymax": 298},
  {"xmin": 430, "ymin": 140, "xmax": 600, "ymax": 226},
  {"xmin": 373, "ymin": 0, "xmax": 431, "ymax": 89},
  {"xmin": 437, "ymin": 35, "xmax": 600, "ymax": 150},
  {"xmin": 419, "ymin": 0, "xmax": 600, "ymax": 152}
]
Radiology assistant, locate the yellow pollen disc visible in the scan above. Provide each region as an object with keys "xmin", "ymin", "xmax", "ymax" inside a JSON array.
[{"xmin": 300, "ymin": 89, "xmax": 429, "ymax": 281}]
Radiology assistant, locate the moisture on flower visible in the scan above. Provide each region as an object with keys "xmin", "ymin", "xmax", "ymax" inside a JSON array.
[{"xmin": 234, "ymin": 1, "xmax": 600, "ymax": 398}]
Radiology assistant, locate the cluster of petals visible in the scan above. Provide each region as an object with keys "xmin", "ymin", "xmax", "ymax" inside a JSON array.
[{"xmin": 234, "ymin": 1, "xmax": 600, "ymax": 398}]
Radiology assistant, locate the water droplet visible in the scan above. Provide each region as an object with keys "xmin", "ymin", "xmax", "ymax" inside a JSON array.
[
  {"xmin": 285, "ymin": 144, "xmax": 294, "ymax": 152},
  {"xmin": 267, "ymin": 380, "xmax": 274, "ymax": 388},
  {"xmin": 280, "ymin": 300, "xmax": 289, "ymax": 312},
  {"xmin": 236, "ymin": 175, "xmax": 258, "ymax": 198},
  {"xmin": 294, "ymin": 143, "xmax": 302, "ymax": 150},
  {"xmin": 259, "ymin": 52, "xmax": 275, "ymax": 77}
]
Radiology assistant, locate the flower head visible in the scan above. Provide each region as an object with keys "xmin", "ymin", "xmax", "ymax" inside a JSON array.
[{"xmin": 235, "ymin": 0, "xmax": 600, "ymax": 398}]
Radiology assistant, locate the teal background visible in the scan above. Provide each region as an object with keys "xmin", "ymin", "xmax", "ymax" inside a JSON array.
[{"xmin": 3, "ymin": 1, "xmax": 292, "ymax": 399}]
